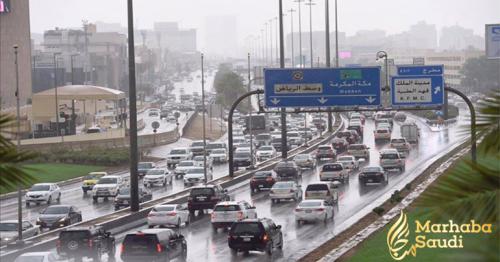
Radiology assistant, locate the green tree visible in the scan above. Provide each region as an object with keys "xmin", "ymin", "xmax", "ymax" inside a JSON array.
[
  {"xmin": 415, "ymin": 90, "xmax": 500, "ymax": 260},
  {"xmin": 460, "ymin": 56, "xmax": 500, "ymax": 93},
  {"xmin": 213, "ymin": 65, "xmax": 249, "ymax": 112},
  {"xmin": 0, "ymin": 114, "xmax": 37, "ymax": 193}
]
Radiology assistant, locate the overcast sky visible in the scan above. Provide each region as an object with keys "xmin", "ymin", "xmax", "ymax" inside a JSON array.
[{"xmin": 30, "ymin": 0, "xmax": 499, "ymax": 48}]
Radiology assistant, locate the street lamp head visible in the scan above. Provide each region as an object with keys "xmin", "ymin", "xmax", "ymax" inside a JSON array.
[
  {"xmin": 376, "ymin": 51, "xmax": 387, "ymax": 60},
  {"xmin": 13, "ymin": 44, "xmax": 19, "ymax": 50}
]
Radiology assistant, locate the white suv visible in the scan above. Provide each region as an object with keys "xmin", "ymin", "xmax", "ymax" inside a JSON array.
[
  {"xmin": 25, "ymin": 183, "xmax": 61, "ymax": 206},
  {"xmin": 143, "ymin": 168, "xmax": 173, "ymax": 187},
  {"xmin": 92, "ymin": 175, "xmax": 124, "ymax": 202},
  {"xmin": 319, "ymin": 163, "xmax": 349, "ymax": 183},
  {"xmin": 166, "ymin": 147, "xmax": 193, "ymax": 167},
  {"xmin": 211, "ymin": 201, "xmax": 257, "ymax": 230},
  {"xmin": 379, "ymin": 149, "xmax": 406, "ymax": 172},
  {"xmin": 173, "ymin": 160, "xmax": 196, "ymax": 178},
  {"xmin": 183, "ymin": 167, "xmax": 213, "ymax": 187}
]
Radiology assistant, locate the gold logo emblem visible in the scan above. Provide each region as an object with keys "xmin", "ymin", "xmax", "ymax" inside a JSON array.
[{"xmin": 387, "ymin": 211, "xmax": 417, "ymax": 260}]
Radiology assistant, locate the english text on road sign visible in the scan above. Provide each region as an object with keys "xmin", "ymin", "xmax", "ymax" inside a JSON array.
[
  {"xmin": 264, "ymin": 67, "xmax": 381, "ymax": 108},
  {"xmin": 397, "ymin": 65, "xmax": 443, "ymax": 76},
  {"xmin": 391, "ymin": 76, "xmax": 444, "ymax": 108}
]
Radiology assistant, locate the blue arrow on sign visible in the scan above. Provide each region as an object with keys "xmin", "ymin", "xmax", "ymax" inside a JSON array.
[{"xmin": 264, "ymin": 67, "xmax": 381, "ymax": 108}]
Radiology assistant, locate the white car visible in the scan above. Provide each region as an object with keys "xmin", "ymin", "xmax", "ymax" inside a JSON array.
[
  {"xmin": 336, "ymin": 155, "xmax": 359, "ymax": 170},
  {"xmin": 143, "ymin": 168, "xmax": 173, "ymax": 187},
  {"xmin": 183, "ymin": 167, "xmax": 213, "ymax": 187},
  {"xmin": 14, "ymin": 252, "xmax": 58, "ymax": 262},
  {"xmin": 0, "ymin": 220, "xmax": 40, "ymax": 246},
  {"xmin": 377, "ymin": 122, "xmax": 392, "ymax": 132},
  {"xmin": 211, "ymin": 201, "xmax": 257, "ymax": 230},
  {"xmin": 319, "ymin": 163, "xmax": 349, "ymax": 183},
  {"xmin": 147, "ymin": 203, "xmax": 190, "ymax": 228},
  {"xmin": 209, "ymin": 148, "xmax": 228, "ymax": 163},
  {"xmin": 25, "ymin": 183, "xmax": 61, "ymax": 206},
  {"xmin": 374, "ymin": 127, "xmax": 391, "ymax": 141},
  {"xmin": 294, "ymin": 199, "xmax": 334, "ymax": 224},
  {"xmin": 92, "ymin": 175, "xmax": 124, "ymax": 202},
  {"xmin": 347, "ymin": 144, "xmax": 370, "ymax": 160},
  {"xmin": 256, "ymin": 145, "xmax": 277, "ymax": 161},
  {"xmin": 166, "ymin": 147, "xmax": 193, "ymax": 167},
  {"xmin": 173, "ymin": 160, "xmax": 196, "ymax": 178},
  {"xmin": 193, "ymin": 155, "xmax": 213, "ymax": 171},
  {"xmin": 390, "ymin": 138, "xmax": 411, "ymax": 154},
  {"xmin": 287, "ymin": 131, "xmax": 304, "ymax": 146},
  {"xmin": 270, "ymin": 181, "xmax": 303, "ymax": 203},
  {"xmin": 380, "ymin": 149, "xmax": 406, "ymax": 172}
]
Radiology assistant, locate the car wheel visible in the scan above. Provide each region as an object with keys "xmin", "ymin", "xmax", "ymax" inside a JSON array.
[
  {"xmin": 47, "ymin": 196, "xmax": 52, "ymax": 204},
  {"xmin": 93, "ymin": 196, "xmax": 98, "ymax": 202},
  {"xmin": 25, "ymin": 202, "xmax": 30, "ymax": 207},
  {"xmin": 278, "ymin": 236, "xmax": 284, "ymax": 249},
  {"xmin": 57, "ymin": 193, "xmax": 61, "ymax": 202},
  {"xmin": 181, "ymin": 246, "xmax": 188, "ymax": 261},
  {"xmin": 186, "ymin": 215, "xmax": 191, "ymax": 225},
  {"xmin": 169, "ymin": 178, "xmax": 173, "ymax": 185},
  {"xmin": 148, "ymin": 225, "xmax": 154, "ymax": 228},
  {"xmin": 177, "ymin": 218, "xmax": 181, "ymax": 228},
  {"xmin": 230, "ymin": 248, "xmax": 238, "ymax": 255},
  {"xmin": 323, "ymin": 214, "xmax": 328, "ymax": 223},
  {"xmin": 163, "ymin": 180, "xmax": 167, "ymax": 186},
  {"xmin": 266, "ymin": 241, "xmax": 273, "ymax": 256}
]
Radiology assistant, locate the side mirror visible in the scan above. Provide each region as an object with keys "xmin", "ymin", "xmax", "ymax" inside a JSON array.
[
  {"xmin": 223, "ymin": 189, "xmax": 228, "ymax": 193},
  {"xmin": 276, "ymin": 225, "xmax": 282, "ymax": 229}
]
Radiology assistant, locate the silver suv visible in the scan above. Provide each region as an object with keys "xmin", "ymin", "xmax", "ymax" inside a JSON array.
[{"xmin": 379, "ymin": 149, "xmax": 406, "ymax": 172}]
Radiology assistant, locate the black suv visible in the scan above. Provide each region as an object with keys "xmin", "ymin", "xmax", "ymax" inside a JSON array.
[
  {"xmin": 273, "ymin": 161, "xmax": 301, "ymax": 180},
  {"xmin": 114, "ymin": 187, "xmax": 153, "ymax": 210},
  {"xmin": 57, "ymin": 226, "xmax": 115, "ymax": 261},
  {"xmin": 250, "ymin": 171, "xmax": 278, "ymax": 193},
  {"xmin": 228, "ymin": 218, "xmax": 283, "ymax": 256},
  {"xmin": 121, "ymin": 228, "xmax": 187, "ymax": 262},
  {"xmin": 187, "ymin": 185, "xmax": 230, "ymax": 215}
]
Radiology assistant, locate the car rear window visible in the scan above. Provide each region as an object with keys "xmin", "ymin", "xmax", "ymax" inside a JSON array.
[
  {"xmin": 43, "ymin": 206, "xmax": 70, "ymax": 214},
  {"xmin": 231, "ymin": 223, "xmax": 262, "ymax": 234},
  {"xmin": 190, "ymin": 188, "xmax": 214, "ymax": 196},
  {"xmin": 322, "ymin": 164, "xmax": 343, "ymax": 171},
  {"xmin": 122, "ymin": 234, "xmax": 159, "ymax": 255},
  {"xmin": 377, "ymin": 129, "xmax": 389, "ymax": 133},
  {"xmin": 153, "ymin": 206, "xmax": 175, "ymax": 212},
  {"xmin": 298, "ymin": 201, "xmax": 322, "ymax": 207},
  {"xmin": 337, "ymin": 156, "xmax": 353, "ymax": 162},
  {"xmin": 392, "ymin": 139, "xmax": 405, "ymax": 143},
  {"xmin": 170, "ymin": 149, "xmax": 187, "ymax": 154},
  {"xmin": 254, "ymin": 172, "xmax": 272, "ymax": 178},
  {"xmin": 273, "ymin": 182, "xmax": 293, "ymax": 188},
  {"xmin": 30, "ymin": 185, "xmax": 50, "ymax": 191},
  {"xmin": 318, "ymin": 146, "xmax": 331, "ymax": 150},
  {"xmin": 60, "ymin": 230, "xmax": 90, "ymax": 241},
  {"xmin": 138, "ymin": 163, "xmax": 153, "ymax": 169},
  {"xmin": 214, "ymin": 205, "xmax": 241, "ymax": 212},
  {"xmin": 306, "ymin": 184, "xmax": 328, "ymax": 191},
  {"xmin": 381, "ymin": 153, "xmax": 399, "ymax": 159}
]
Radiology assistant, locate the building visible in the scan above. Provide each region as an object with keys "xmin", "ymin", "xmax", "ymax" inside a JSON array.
[
  {"xmin": 152, "ymin": 22, "xmax": 196, "ymax": 53},
  {"xmin": 408, "ymin": 21, "xmax": 437, "ymax": 50},
  {"xmin": 0, "ymin": 0, "xmax": 32, "ymax": 110},
  {"xmin": 440, "ymin": 25, "xmax": 484, "ymax": 51}
]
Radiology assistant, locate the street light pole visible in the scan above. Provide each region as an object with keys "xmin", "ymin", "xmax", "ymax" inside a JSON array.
[
  {"xmin": 261, "ymin": 29, "xmax": 265, "ymax": 66},
  {"xmin": 269, "ymin": 19, "xmax": 273, "ymax": 67},
  {"xmin": 325, "ymin": 0, "xmax": 333, "ymax": 132},
  {"xmin": 275, "ymin": 17, "xmax": 279, "ymax": 66},
  {"xmin": 201, "ymin": 53, "xmax": 208, "ymax": 183},
  {"xmin": 334, "ymin": 0, "xmax": 339, "ymax": 67},
  {"xmin": 70, "ymin": 54, "xmax": 78, "ymax": 135},
  {"xmin": 264, "ymin": 23, "xmax": 268, "ymax": 65},
  {"xmin": 14, "ymin": 45, "xmax": 24, "ymax": 245},
  {"xmin": 53, "ymin": 52, "xmax": 62, "ymax": 141},
  {"xmin": 295, "ymin": 0, "xmax": 304, "ymax": 67},
  {"xmin": 306, "ymin": 0, "xmax": 315, "ymax": 68},
  {"xmin": 288, "ymin": 9, "xmax": 296, "ymax": 67},
  {"xmin": 279, "ymin": 0, "xmax": 288, "ymax": 159},
  {"xmin": 247, "ymin": 53, "xmax": 255, "ymax": 169}
]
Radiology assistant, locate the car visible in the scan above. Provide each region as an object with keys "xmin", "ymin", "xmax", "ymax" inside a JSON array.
[
  {"xmin": 228, "ymin": 218, "xmax": 283, "ymax": 256},
  {"xmin": 211, "ymin": 201, "xmax": 258, "ymax": 230},
  {"xmin": 160, "ymin": 109, "xmax": 169, "ymax": 119},
  {"xmin": 235, "ymin": 146, "xmax": 251, "ymax": 153},
  {"xmin": 57, "ymin": 226, "xmax": 115, "ymax": 261},
  {"xmin": 336, "ymin": 131, "xmax": 357, "ymax": 144},
  {"xmin": 0, "ymin": 220, "xmax": 40, "ymax": 246},
  {"xmin": 294, "ymin": 199, "xmax": 335, "ymax": 224},
  {"xmin": 233, "ymin": 151, "xmax": 255, "ymax": 170},
  {"xmin": 183, "ymin": 167, "xmax": 213, "ymax": 186},
  {"xmin": 316, "ymin": 144, "xmax": 336, "ymax": 160},
  {"xmin": 92, "ymin": 175, "xmax": 124, "ymax": 202},
  {"xmin": 350, "ymin": 113, "xmax": 365, "ymax": 125},
  {"xmin": 401, "ymin": 121, "xmax": 420, "ymax": 144},
  {"xmin": 147, "ymin": 203, "xmax": 190, "ymax": 228},
  {"xmin": 256, "ymin": 145, "xmax": 277, "ymax": 161},
  {"xmin": 336, "ymin": 155, "xmax": 359, "ymax": 170},
  {"xmin": 374, "ymin": 127, "xmax": 392, "ymax": 142},
  {"xmin": 298, "ymin": 127, "xmax": 315, "ymax": 140},
  {"xmin": 187, "ymin": 185, "xmax": 230, "ymax": 215},
  {"xmin": 138, "ymin": 162, "xmax": 156, "ymax": 177},
  {"xmin": 232, "ymin": 137, "xmax": 246, "ymax": 151},
  {"xmin": 271, "ymin": 137, "xmax": 287, "ymax": 152},
  {"xmin": 36, "ymin": 205, "xmax": 82, "ymax": 229},
  {"xmin": 347, "ymin": 124, "xmax": 363, "ymax": 137},
  {"xmin": 114, "ymin": 187, "xmax": 152, "ymax": 210},
  {"xmin": 359, "ymin": 166, "xmax": 389, "ymax": 185},
  {"xmin": 273, "ymin": 161, "xmax": 301, "ymax": 180},
  {"xmin": 287, "ymin": 131, "xmax": 304, "ymax": 146},
  {"xmin": 120, "ymin": 229, "xmax": 187, "ymax": 262},
  {"xmin": 346, "ymin": 130, "xmax": 361, "ymax": 144},
  {"xmin": 390, "ymin": 138, "xmax": 411, "ymax": 154},
  {"xmin": 304, "ymin": 182, "xmax": 339, "ymax": 204},
  {"xmin": 269, "ymin": 181, "xmax": 303, "ymax": 203},
  {"xmin": 14, "ymin": 252, "xmax": 58, "ymax": 262},
  {"xmin": 206, "ymin": 141, "xmax": 227, "ymax": 153},
  {"xmin": 394, "ymin": 112, "xmax": 407, "ymax": 122},
  {"xmin": 348, "ymin": 119, "xmax": 363, "ymax": 127},
  {"xmin": 377, "ymin": 121, "xmax": 392, "ymax": 131},
  {"xmin": 167, "ymin": 115, "xmax": 176, "ymax": 123},
  {"xmin": 319, "ymin": 163, "xmax": 349, "ymax": 183},
  {"xmin": 173, "ymin": 160, "xmax": 196, "ymax": 178},
  {"xmin": 81, "ymin": 172, "xmax": 107, "ymax": 194},
  {"xmin": 148, "ymin": 110, "xmax": 159, "ymax": 117},
  {"xmin": 379, "ymin": 149, "xmax": 406, "ymax": 171},
  {"xmin": 143, "ymin": 168, "xmax": 173, "ymax": 187},
  {"xmin": 209, "ymin": 148, "xmax": 228, "ymax": 163},
  {"xmin": 293, "ymin": 153, "xmax": 317, "ymax": 169},
  {"xmin": 375, "ymin": 112, "xmax": 394, "ymax": 127},
  {"xmin": 166, "ymin": 147, "xmax": 193, "ymax": 168},
  {"xmin": 347, "ymin": 144, "xmax": 370, "ymax": 160},
  {"xmin": 86, "ymin": 126, "xmax": 103, "ymax": 134},
  {"xmin": 193, "ymin": 155, "xmax": 214, "ymax": 171},
  {"xmin": 255, "ymin": 133, "xmax": 272, "ymax": 147},
  {"xmin": 250, "ymin": 171, "xmax": 278, "ymax": 193},
  {"xmin": 331, "ymin": 137, "xmax": 349, "ymax": 152},
  {"xmin": 25, "ymin": 183, "xmax": 61, "ymax": 206},
  {"xmin": 189, "ymin": 140, "xmax": 206, "ymax": 156}
]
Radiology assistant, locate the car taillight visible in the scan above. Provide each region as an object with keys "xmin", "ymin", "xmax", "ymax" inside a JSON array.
[
  {"xmin": 167, "ymin": 212, "xmax": 177, "ymax": 216},
  {"xmin": 120, "ymin": 244, "xmax": 125, "ymax": 254},
  {"xmin": 305, "ymin": 192, "xmax": 309, "ymax": 197},
  {"xmin": 262, "ymin": 234, "xmax": 269, "ymax": 242},
  {"xmin": 316, "ymin": 208, "xmax": 325, "ymax": 212},
  {"xmin": 295, "ymin": 208, "xmax": 302, "ymax": 212},
  {"xmin": 289, "ymin": 189, "xmax": 294, "ymax": 193},
  {"xmin": 228, "ymin": 235, "xmax": 237, "ymax": 240},
  {"xmin": 88, "ymin": 239, "xmax": 93, "ymax": 248},
  {"xmin": 187, "ymin": 196, "xmax": 193, "ymax": 201},
  {"xmin": 156, "ymin": 243, "xmax": 162, "ymax": 253}
]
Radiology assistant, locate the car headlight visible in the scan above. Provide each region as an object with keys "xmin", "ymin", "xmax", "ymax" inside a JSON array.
[{"xmin": 36, "ymin": 218, "xmax": 41, "ymax": 223}]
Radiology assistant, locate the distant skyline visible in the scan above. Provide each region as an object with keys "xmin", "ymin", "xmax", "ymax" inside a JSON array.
[{"xmin": 29, "ymin": 0, "xmax": 498, "ymax": 51}]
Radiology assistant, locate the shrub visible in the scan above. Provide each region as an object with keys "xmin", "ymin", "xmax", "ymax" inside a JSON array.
[
  {"xmin": 390, "ymin": 190, "xmax": 403, "ymax": 203},
  {"xmin": 373, "ymin": 206, "xmax": 385, "ymax": 216}
]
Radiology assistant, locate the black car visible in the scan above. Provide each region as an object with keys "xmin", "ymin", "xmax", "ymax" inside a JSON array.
[
  {"xmin": 273, "ymin": 161, "xmax": 301, "ymax": 180},
  {"xmin": 114, "ymin": 187, "xmax": 153, "ymax": 210},
  {"xmin": 121, "ymin": 229, "xmax": 187, "ymax": 262},
  {"xmin": 138, "ymin": 162, "xmax": 155, "ymax": 177},
  {"xmin": 228, "ymin": 218, "xmax": 283, "ymax": 256},
  {"xmin": 36, "ymin": 205, "xmax": 82, "ymax": 229},
  {"xmin": 187, "ymin": 185, "xmax": 230, "ymax": 215},
  {"xmin": 250, "ymin": 171, "xmax": 278, "ymax": 193},
  {"xmin": 233, "ymin": 151, "xmax": 254, "ymax": 170},
  {"xmin": 57, "ymin": 226, "xmax": 115, "ymax": 261},
  {"xmin": 359, "ymin": 166, "xmax": 388, "ymax": 185}
]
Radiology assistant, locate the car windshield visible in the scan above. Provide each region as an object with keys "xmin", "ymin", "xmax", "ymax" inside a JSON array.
[
  {"xmin": 338, "ymin": 156, "xmax": 353, "ymax": 162},
  {"xmin": 256, "ymin": 134, "xmax": 271, "ymax": 140},
  {"xmin": 0, "ymin": 222, "xmax": 17, "ymax": 231},
  {"xmin": 392, "ymin": 139, "xmax": 406, "ymax": 143},
  {"xmin": 14, "ymin": 256, "xmax": 45, "ymax": 262},
  {"xmin": 211, "ymin": 149, "xmax": 225, "ymax": 154},
  {"xmin": 306, "ymin": 184, "xmax": 328, "ymax": 191},
  {"xmin": 259, "ymin": 146, "xmax": 273, "ymax": 151},
  {"xmin": 152, "ymin": 205, "xmax": 175, "ymax": 212},
  {"xmin": 191, "ymin": 142, "xmax": 204, "ymax": 147},
  {"xmin": 193, "ymin": 156, "xmax": 204, "ymax": 161},
  {"xmin": 186, "ymin": 168, "xmax": 204, "ymax": 174},
  {"xmin": 138, "ymin": 163, "xmax": 153, "ymax": 169},
  {"xmin": 178, "ymin": 161, "xmax": 194, "ymax": 167},
  {"xmin": 337, "ymin": 132, "xmax": 350, "ymax": 137},
  {"xmin": 97, "ymin": 177, "xmax": 117, "ymax": 184},
  {"xmin": 377, "ymin": 129, "xmax": 389, "ymax": 133},
  {"xmin": 235, "ymin": 152, "xmax": 250, "ymax": 158},
  {"xmin": 43, "ymin": 206, "xmax": 70, "ymax": 214},
  {"xmin": 190, "ymin": 188, "xmax": 214, "ymax": 195},
  {"xmin": 214, "ymin": 205, "xmax": 240, "ymax": 212},
  {"xmin": 348, "ymin": 145, "xmax": 365, "ymax": 150},
  {"xmin": 231, "ymin": 223, "xmax": 261, "ymax": 234},
  {"xmin": 30, "ymin": 185, "xmax": 50, "ymax": 191},
  {"xmin": 122, "ymin": 234, "xmax": 159, "ymax": 255},
  {"xmin": 294, "ymin": 154, "xmax": 309, "ymax": 160},
  {"xmin": 273, "ymin": 182, "xmax": 293, "ymax": 189},
  {"xmin": 288, "ymin": 132, "xmax": 299, "ymax": 137},
  {"xmin": 382, "ymin": 153, "xmax": 399, "ymax": 159},
  {"xmin": 146, "ymin": 169, "xmax": 164, "ymax": 176},
  {"xmin": 299, "ymin": 201, "xmax": 322, "ymax": 207},
  {"xmin": 322, "ymin": 164, "xmax": 343, "ymax": 171},
  {"xmin": 207, "ymin": 143, "xmax": 223, "ymax": 150},
  {"xmin": 363, "ymin": 167, "xmax": 382, "ymax": 173},
  {"xmin": 119, "ymin": 188, "xmax": 130, "ymax": 195},
  {"xmin": 83, "ymin": 174, "xmax": 100, "ymax": 180},
  {"xmin": 170, "ymin": 149, "xmax": 187, "ymax": 154}
]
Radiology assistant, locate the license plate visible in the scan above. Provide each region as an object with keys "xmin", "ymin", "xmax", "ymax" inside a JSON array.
[
  {"xmin": 368, "ymin": 179, "xmax": 373, "ymax": 182},
  {"xmin": 305, "ymin": 210, "xmax": 312, "ymax": 213},
  {"xmin": 123, "ymin": 200, "xmax": 128, "ymax": 204},
  {"xmin": 243, "ymin": 238, "xmax": 251, "ymax": 242}
]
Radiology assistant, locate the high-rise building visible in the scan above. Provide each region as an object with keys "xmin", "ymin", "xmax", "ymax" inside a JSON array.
[
  {"xmin": 0, "ymin": 0, "xmax": 32, "ymax": 110},
  {"xmin": 408, "ymin": 21, "xmax": 437, "ymax": 50},
  {"xmin": 440, "ymin": 25, "xmax": 484, "ymax": 51}
]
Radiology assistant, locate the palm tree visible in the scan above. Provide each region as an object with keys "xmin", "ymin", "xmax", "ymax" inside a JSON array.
[
  {"xmin": 0, "ymin": 114, "xmax": 37, "ymax": 193},
  {"xmin": 415, "ymin": 90, "xmax": 499, "ymax": 260}
]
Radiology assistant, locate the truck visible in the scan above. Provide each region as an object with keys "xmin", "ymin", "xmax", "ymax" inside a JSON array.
[{"xmin": 400, "ymin": 121, "xmax": 420, "ymax": 144}]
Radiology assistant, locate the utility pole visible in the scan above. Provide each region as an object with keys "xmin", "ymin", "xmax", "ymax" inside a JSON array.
[
  {"xmin": 269, "ymin": 19, "xmax": 274, "ymax": 67},
  {"xmin": 275, "ymin": 17, "xmax": 279, "ymax": 66},
  {"xmin": 70, "ymin": 54, "xmax": 78, "ymax": 134},
  {"xmin": 334, "ymin": 0, "xmax": 339, "ymax": 67},
  {"xmin": 127, "ymin": 0, "xmax": 140, "ymax": 212},
  {"xmin": 53, "ymin": 52, "xmax": 62, "ymax": 141},
  {"xmin": 14, "ymin": 45, "xmax": 24, "ymax": 246},
  {"xmin": 264, "ymin": 23, "xmax": 268, "ymax": 65},
  {"xmin": 201, "ymin": 54, "xmax": 208, "ymax": 183},
  {"xmin": 325, "ymin": 0, "xmax": 333, "ymax": 132},
  {"xmin": 295, "ymin": 0, "xmax": 304, "ymax": 67},
  {"xmin": 288, "ymin": 9, "xmax": 296, "ymax": 67},
  {"xmin": 306, "ymin": 0, "xmax": 315, "ymax": 68},
  {"xmin": 279, "ymin": 0, "xmax": 288, "ymax": 159},
  {"xmin": 247, "ymin": 53, "xmax": 254, "ymax": 169}
]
